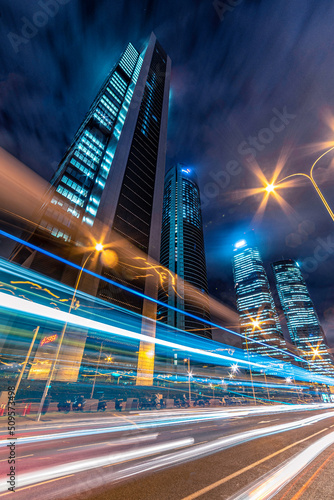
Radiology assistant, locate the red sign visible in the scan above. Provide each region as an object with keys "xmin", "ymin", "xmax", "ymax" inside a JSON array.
[{"xmin": 40, "ymin": 334, "xmax": 58, "ymax": 347}]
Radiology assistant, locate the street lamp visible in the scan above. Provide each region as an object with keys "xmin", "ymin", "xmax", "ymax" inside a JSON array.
[
  {"xmin": 264, "ymin": 146, "xmax": 334, "ymax": 222},
  {"xmin": 244, "ymin": 321, "xmax": 257, "ymax": 405},
  {"xmin": 13, "ymin": 326, "xmax": 40, "ymax": 398},
  {"xmin": 265, "ymin": 183, "xmax": 275, "ymax": 193},
  {"xmin": 231, "ymin": 363, "xmax": 239, "ymax": 374},
  {"xmin": 36, "ymin": 243, "xmax": 104, "ymax": 421},
  {"xmin": 90, "ymin": 341, "xmax": 103, "ymax": 399},
  {"xmin": 184, "ymin": 358, "xmax": 192, "ymax": 404},
  {"xmin": 261, "ymin": 370, "xmax": 271, "ymax": 401}
]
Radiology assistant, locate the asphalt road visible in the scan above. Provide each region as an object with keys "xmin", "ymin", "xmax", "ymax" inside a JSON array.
[{"xmin": 1, "ymin": 404, "xmax": 334, "ymax": 500}]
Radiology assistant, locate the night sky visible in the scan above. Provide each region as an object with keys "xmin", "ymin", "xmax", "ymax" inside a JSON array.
[{"xmin": 1, "ymin": 0, "xmax": 334, "ymax": 342}]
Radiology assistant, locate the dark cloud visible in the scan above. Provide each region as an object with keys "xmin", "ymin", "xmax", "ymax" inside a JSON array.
[{"xmin": 1, "ymin": 0, "xmax": 334, "ymax": 338}]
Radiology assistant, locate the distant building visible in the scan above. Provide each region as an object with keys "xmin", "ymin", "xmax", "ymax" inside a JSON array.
[
  {"xmin": 272, "ymin": 259, "xmax": 334, "ymax": 376},
  {"xmin": 158, "ymin": 164, "xmax": 211, "ymax": 339},
  {"xmin": 232, "ymin": 240, "xmax": 288, "ymax": 361}
]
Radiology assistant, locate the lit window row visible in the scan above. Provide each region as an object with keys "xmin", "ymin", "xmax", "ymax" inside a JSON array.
[
  {"xmin": 93, "ymin": 111, "xmax": 113, "ymax": 130},
  {"xmin": 56, "ymin": 185, "xmax": 84, "ymax": 207},
  {"xmin": 60, "ymin": 175, "xmax": 88, "ymax": 196},
  {"xmin": 77, "ymin": 143, "xmax": 101, "ymax": 163},
  {"xmin": 106, "ymin": 85, "xmax": 122, "ymax": 104},
  {"xmin": 69, "ymin": 158, "xmax": 95, "ymax": 179},
  {"xmin": 81, "ymin": 135, "xmax": 104, "ymax": 154}
]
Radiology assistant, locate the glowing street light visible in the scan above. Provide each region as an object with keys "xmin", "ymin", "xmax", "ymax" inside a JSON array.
[
  {"xmin": 251, "ymin": 319, "xmax": 260, "ymax": 329},
  {"xmin": 265, "ymin": 183, "xmax": 275, "ymax": 193},
  {"xmin": 264, "ymin": 146, "xmax": 334, "ymax": 222}
]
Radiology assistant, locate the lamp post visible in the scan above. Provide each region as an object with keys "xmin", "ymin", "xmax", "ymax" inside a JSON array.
[
  {"xmin": 184, "ymin": 358, "xmax": 191, "ymax": 404},
  {"xmin": 90, "ymin": 341, "xmax": 103, "ymax": 399},
  {"xmin": 36, "ymin": 243, "xmax": 103, "ymax": 421},
  {"xmin": 14, "ymin": 326, "xmax": 40, "ymax": 398},
  {"xmin": 262, "ymin": 371, "xmax": 271, "ymax": 402},
  {"xmin": 244, "ymin": 327, "xmax": 257, "ymax": 405},
  {"xmin": 265, "ymin": 146, "xmax": 334, "ymax": 222}
]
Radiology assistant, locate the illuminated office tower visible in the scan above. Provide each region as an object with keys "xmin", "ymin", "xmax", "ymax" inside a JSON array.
[
  {"xmin": 11, "ymin": 33, "xmax": 171, "ymax": 384},
  {"xmin": 232, "ymin": 241, "xmax": 288, "ymax": 360},
  {"xmin": 272, "ymin": 260, "xmax": 334, "ymax": 376},
  {"xmin": 158, "ymin": 164, "xmax": 211, "ymax": 339}
]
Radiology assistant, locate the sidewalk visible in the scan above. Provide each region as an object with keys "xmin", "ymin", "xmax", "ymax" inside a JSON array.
[
  {"xmin": 0, "ymin": 405, "xmax": 215, "ymax": 431},
  {"xmin": 0, "ymin": 407, "xmax": 140, "ymax": 431}
]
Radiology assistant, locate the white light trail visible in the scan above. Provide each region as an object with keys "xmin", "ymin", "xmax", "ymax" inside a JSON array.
[
  {"xmin": 90, "ymin": 412, "xmax": 334, "ymax": 489},
  {"xmin": 0, "ymin": 291, "xmax": 267, "ymax": 370},
  {"xmin": 1, "ymin": 405, "xmax": 333, "ymax": 448},
  {"xmin": 231, "ymin": 430, "xmax": 334, "ymax": 499},
  {"xmin": 3, "ymin": 411, "xmax": 334, "ymax": 494},
  {"xmin": 2, "ymin": 438, "xmax": 194, "ymax": 493}
]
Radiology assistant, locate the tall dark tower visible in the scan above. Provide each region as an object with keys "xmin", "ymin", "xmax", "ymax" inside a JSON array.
[
  {"xmin": 272, "ymin": 259, "xmax": 334, "ymax": 376},
  {"xmin": 10, "ymin": 33, "xmax": 171, "ymax": 384},
  {"xmin": 158, "ymin": 164, "xmax": 211, "ymax": 339}
]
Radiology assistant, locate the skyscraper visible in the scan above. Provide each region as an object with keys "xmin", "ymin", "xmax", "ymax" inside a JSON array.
[
  {"xmin": 158, "ymin": 164, "xmax": 211, "ymax": 339},
  {"xmin": 272, "ymin": 259, "xmax": 334, "ymax": 376},
  {"xmin": 10, "ymin": 33, "xmax": 171, "ymax": 384},
  {"xmin": 232, "ymin": 240, "xmax": 288, "ymax": 360}
]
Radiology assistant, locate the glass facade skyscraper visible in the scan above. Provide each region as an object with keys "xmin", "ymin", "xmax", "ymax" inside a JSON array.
[
  {"xmin": 272, "ymin": 259, "xmax": 334, "ymax": 376},
  {"xmin": 10, "ymin": 33, "xmax": 171, "ymax": 384},
  {"xmin": 158, "ymin": 164, "xmax": 211, "ymax": 339},
  {"xmin": 232, "ymin": 241, "xmax": 288, "ymax": 360}
]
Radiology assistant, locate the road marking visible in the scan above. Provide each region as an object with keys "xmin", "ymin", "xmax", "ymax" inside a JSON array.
[
  {"xmin": 330, "ymin": 424, "xmax": 334, "ymax": 428},
  {"xmin": 171, "ymin": 428, "xmax": 193, "ymax": 433},
  {"xmin": 0, "ymin": 454, "xmax": 33, "ymax": 463},
  {"xmin": 258, "ymin": 419, "xmax": 279, "ymax": 424},
  {"xmin": 199, "ymin": 425, "xmax": 217, "ymax": 429},
  {"xmin": 0, "ymin": 474, "xmax": 74, "ymax": 497},
  {"xmin": 112, "ymin": 412, "xmax": 140, "ymax": 429},
  {"xmin": 181, "ymin": 428, "xmax": 329, "ymax": 500},
  {"xmin": 57, "ymin": 442, "xmax": 101, "ymax": 451},
  {"xmin": 290, "ymin": 450, "xmax": 334, "ymax": 500}
]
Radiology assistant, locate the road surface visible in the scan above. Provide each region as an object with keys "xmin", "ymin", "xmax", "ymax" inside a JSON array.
[{"xmin": 0, "ymin": 404, "xmax": 334, "ymax": 499}]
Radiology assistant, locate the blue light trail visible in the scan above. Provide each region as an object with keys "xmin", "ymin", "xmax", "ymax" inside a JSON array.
[{"xmin": 0, "ymin": 229, "xmax": 307, "ymax": 365}]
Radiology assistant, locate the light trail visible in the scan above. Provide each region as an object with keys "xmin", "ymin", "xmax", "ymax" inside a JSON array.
[
  {"xmin": 6, "ymin": 410, "xmax": 334, "ymax": 495},
  {"xmin": 0, "ymin": 230, "xmax": 307, "ymax": 365},
  {"xmin": 1, "ymin": 438, "xmax": 194, "ymax": 493},
  {"xmin": 0, "ymin": 291, "xmax": 267, "ymax": 371},
  {"xmin": 230, "ymin": 430, "xmax": 334, "ymax": 499},
  {"xmin": 0, "ymin": 404, "xmax": 332, "ymax": 448},
  {"xmin": 180, "ymin": 428, "xmax": 328, "ymax": 500},
  {"xmin": 55, "ymin": 432, "xmax": 159, "ymax": 452},
  {"xmin": 1, "ymin": 287, "xmax": 333, "ymax": 386}
]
